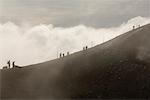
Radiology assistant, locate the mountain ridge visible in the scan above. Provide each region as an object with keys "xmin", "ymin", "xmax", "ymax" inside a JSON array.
[{"xmin": 1, "ymin": 23, "xmax": 150, "ymax": 99}]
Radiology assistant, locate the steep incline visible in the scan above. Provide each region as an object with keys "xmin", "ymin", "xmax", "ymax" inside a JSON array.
[{"xmin": 1, "ymin": 24, "xmax": 150, "ymax": 99}]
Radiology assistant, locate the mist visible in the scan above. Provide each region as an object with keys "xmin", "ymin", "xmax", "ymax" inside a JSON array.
[{"xmin": 0, "ymin": 16, "xmax": 150, "ymax": 68}]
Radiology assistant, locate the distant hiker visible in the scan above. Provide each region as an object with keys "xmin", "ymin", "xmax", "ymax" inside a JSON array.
[
  {"xmin": 60, "ymin": 53, "xmax": 62, "ymax": 58},
  {"xmin": 67, "ymin": 52, "xmax": 69, "ymax": 55},
  {"xmin": 12, "ymin": 61, "xmax": 15, "ymax": 68},
  {"xmin": 63, "ymin": 53, "xmax": 65, "ymax": 57},
  {"xmin": 133, "ymin": 26, "xmax": 135, "ymax": 30},
  {"xmin": 85, "ymin": 46, "xmax": 88, "ymax": 50},
  {"xmin": 7, "ymin": 60, "xmax": 10, "ymax": 68}
]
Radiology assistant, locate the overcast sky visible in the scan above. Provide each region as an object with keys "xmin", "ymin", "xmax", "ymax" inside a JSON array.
[{"xmin": 0, "ymin": 0, "xmax": 149, "ymax": 27}]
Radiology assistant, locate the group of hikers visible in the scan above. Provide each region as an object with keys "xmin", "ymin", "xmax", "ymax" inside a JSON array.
[
  {"xmin": 83, "ymin": 46, "xmax": 88, "ymax": 51},
  {"xmin": 58, "ymin": 24, "xmax": 141, "ymax": 59},
  {"xmin": 133, "ymin": 25, "xmax": 141, "ymax": 30},
  {"xmin": 2, "ymin": 25, "xmax": 141, "ymax": 69},
  {"xmin": 59, "ymin": 24, "xmax": 141, "ymax": 59},
  {"xmin": 59, "ymin": 53, "xmax": 67, "ymax": 58},
  {"xmin": 59, "ymin": 46, "xmax": 88, "ymax": 58},
  {"xmin": 3, "ymin": 60, "xmax": 15, "ymax": 69},
  {"xmin": 59, "ymin": 51, "xmax": 70, "ymax": 58}
]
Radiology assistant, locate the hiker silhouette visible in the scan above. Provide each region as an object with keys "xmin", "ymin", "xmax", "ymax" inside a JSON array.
[
  {"xmin": 12, "ymin": 61, "xmax": 15, "ymax": 68},
  {"xmin": 7, "ymin": 60, "xmax": 10, "ymax": 68},
  {"xmin": 86, "ymin": 46, "xmax": 88, "ymax": 50},
  {"xmin": 60, "ymin": 53, "xmax": 62, "ymax": 58},
  {"xmin": 133, "ymin": 26, "xmax": 135, "ymax": 29}
]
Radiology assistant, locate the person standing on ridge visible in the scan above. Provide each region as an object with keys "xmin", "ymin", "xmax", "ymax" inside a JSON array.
[
  {"xmin": 7, "ymin": 60, "xmax": 10, "ymax": 68},
  {"xmin": 60, "ymin": 53, "xmax": 62, "ymax": 58},
  {"xmin": 86, "ymin": 46, "xmax": 88, "ymax": 50},
  {"xmin": 133, "ymin": 26, "xmax": 135, "ymax": 30},
  {"xmin": 12, "ymin": 61, "xmax": 15, "ymax": 68}
]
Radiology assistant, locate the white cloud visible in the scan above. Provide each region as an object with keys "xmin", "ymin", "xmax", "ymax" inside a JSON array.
[{"xmin": 0, "ymin": 16, "xmax": 150, "ymax": 68}]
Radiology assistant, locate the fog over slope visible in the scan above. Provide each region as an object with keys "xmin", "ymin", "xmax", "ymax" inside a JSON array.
[{"xmin": 0, "ymin": 16, "xmax": 150, "ymax": 68}]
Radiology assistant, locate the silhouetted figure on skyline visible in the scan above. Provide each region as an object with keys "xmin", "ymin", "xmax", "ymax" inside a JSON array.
[
  {"xmin": 12, "ymin": 61, "xmax": 15, "ymax": 68},
  {"xmin": 7, "ymin": 60, "xmax": 10, "ymax": 68},
  {"xmin": 63, "ymin": 53, "xmax": 65, "ymax": 57},
  {"xmin": 60, "ymin": 53, "xmax": 62, "ymax": 58},
  {"xmin": 133, "ymin": 26, "xmax": 135, "ymax": 30},
  {"xmin": 86, "ymin": 46, "xmax": 88, "ymax": 50}
]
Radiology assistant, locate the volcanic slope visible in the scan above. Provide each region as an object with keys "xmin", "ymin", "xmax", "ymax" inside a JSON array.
[{"xmin": 1, "ymin": 24, "xmax": 150, "ymax": 99}]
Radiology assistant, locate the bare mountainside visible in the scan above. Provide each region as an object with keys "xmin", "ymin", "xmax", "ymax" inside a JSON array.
[{"xmin": 1, "ymin": 24, "xmax": 150, "ymax": 99}]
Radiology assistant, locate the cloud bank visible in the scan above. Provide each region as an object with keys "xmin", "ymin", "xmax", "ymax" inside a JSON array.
[{"xmin": 0, "ymin": 16, "xmax": 150, "ymax": 68}]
